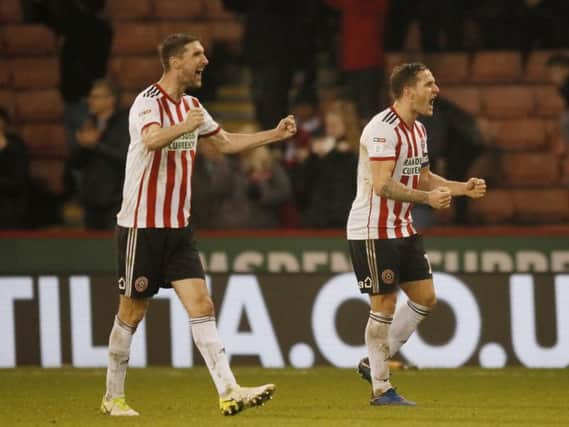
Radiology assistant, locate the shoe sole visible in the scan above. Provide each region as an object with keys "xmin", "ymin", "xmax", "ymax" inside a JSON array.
[
  {"xmin": 245, "ymin": 385, "xmax": 276, "ymax": 409},
  {"xmin": 221, "ymin": 385, "xmax": 276, "ymax": 416}
]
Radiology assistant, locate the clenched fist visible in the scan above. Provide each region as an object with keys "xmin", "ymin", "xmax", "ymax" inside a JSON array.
[
  {"xmin": 184, "ymin": 109, "xmax": 205, "ymax": 133},
  {"xmin": 464, "ymin": 177, "xmax": 486, "ymax": 199},
  {"xmin": 275, "ymin": 115, "xmax": 297, "ymax": 139},
  {"xmin": 428, "ymin": 186, "xmax": 452, "ymax": 209}
]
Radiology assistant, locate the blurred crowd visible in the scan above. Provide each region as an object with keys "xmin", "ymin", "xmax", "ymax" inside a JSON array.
[{"xmin": 1, "ymin": 0, "xmax": 569, "ymax": 230}]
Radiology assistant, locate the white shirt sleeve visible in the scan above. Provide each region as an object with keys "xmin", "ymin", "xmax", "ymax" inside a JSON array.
[
  {"xmin": 131, "ymin": 96, "xmax": 161, "ymax": 135},
  {"xmin": 419, "ymin": 123, "xmax": 430, "ymax": 167},
  {"xmin": 188, "ymin": 97, "xmax": 220, "ymax": 137},
  {"xmin": 198, "ymin": 105, "xmax": 221, "ymax": 137},
  {"xmin": 361, "ymin": 120, "xmax": 397, "ymax": 160}
]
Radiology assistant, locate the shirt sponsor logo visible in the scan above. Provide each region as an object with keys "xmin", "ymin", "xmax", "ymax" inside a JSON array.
[
  {"xmin": 402, "ymin": 157, "xmax": 422, "ymax": 175},
  {"xmin": 168, "ymin": 132, "xmax": 197, "ymax": 151},
  {"xmin": 373, "ymin": 137, "xmax": 386, "ymax": 143},
  {"xmin": 138, "ymin": 109, "xmax": 152, "ymax": 117}
]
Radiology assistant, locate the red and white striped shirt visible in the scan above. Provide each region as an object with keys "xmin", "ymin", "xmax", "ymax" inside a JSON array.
[
  {"xmin": 117, "ymin": 84, "xmax": 220, "ymax": 228},
  {"xmin": 347, "ymin": 106, "xmax": 429, "ymax": 240}
]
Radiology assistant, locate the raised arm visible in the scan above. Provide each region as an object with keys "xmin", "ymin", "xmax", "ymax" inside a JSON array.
[
  {"xmin": 203, "ymin": 115, "xmax": 297, "ymax": 154},
  {"xmin": 419, "ymin": 166, "xmax": 486, "ymax": 198},
  {"xmin": 142, "ymin": 109, "xmax": 204, "ymax": 151},
  {"xmin": 370, "ymin": 160, "xmax": 451, "ymax": 209}
]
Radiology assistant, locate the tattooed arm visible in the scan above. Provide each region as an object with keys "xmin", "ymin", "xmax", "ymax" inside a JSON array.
[{"xmin": 370, "ymin": 160, "xmax": 452, "ymax": 209}]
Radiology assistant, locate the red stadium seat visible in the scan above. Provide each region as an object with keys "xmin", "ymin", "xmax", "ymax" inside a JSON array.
[
  {"xmin": 112, "ymin": 23, "xmax": 160, "ymax": 55},
  {"xmin": 490, "ymin": 118, "xmax": 547, "ymax": 151},
  {"xmin": 534, "ymin": 85, "xmax": 565, "ymax": 117},
  {"xmin": 0, "ymin": 0, "xmax": 22, "ymax": 23},
  {"xmin": 481, "ymin": 86, "xmax": 535, "ymax": 118},
  {"xmin": 153, "ymin": 0, "xmax": 203, "ymax": 19},
  {"xmin": 0, "ymin": 24, "xmax": 57, "ymax": 55},
  {"xmin": 513, "ymin": 188, "xmax": 569, "ymax": 223},
  {"xmin": 110, "ymin": 56, "xmax": 162, "ymax": 90},
  {"xmin": 204, "ymin": 0, "xmax": 235, "ymax": 19},
  {"xmin": 524, "ymin": 49, "xmax": 569, "ymax": 83},
  {"xmin": 120, "ymin": 91, "xmax": 138, "ymax": 110},
  {"xmin": 441, "ymin": 86, "xmax": 480, "ymax": 115},
  {"xmin": 20, "ymin": 124, "xmax": 67, "ymax": 159},
  {"xmin": 468, "ymin": 189, "xmax": 515, "ymax": 224},
  {"xmin": 384, "ymin": 52, "xmax": 414, "ymax": 75},
  {"xmin": 157, "ymin": 22, "xmax": 212, "ymax": 50},
  {"xmin": 502, "ymin": 152, "xmax": 560, "ymax": 186},
  {"xmin": 106, "ymin": 0, "xmax": 152, "ymax": 21},
  {"xmin": 15, "ymin": 89, "xmax": 63, "ymax": 122},
  {"xmin": 0, "ymin": 61, "xmax": 10, "ymax": 87},
  {"xmin": 9, "ymin": 58, "xmax": 59, "ymax": 89},
  {"xmin": 29, "ymin": 159, "xmax": 66, "ymax": 195},
  {"xmin": 423, "ymin": 53, "xmax": 469, "ymax": 84},
  {"xmin": 471, "ymin": 51, "xmax": 523, "ymax": 83},
  {"xmin": 211, "ymin": 20, "xmax": 244, "ymax": 43}
]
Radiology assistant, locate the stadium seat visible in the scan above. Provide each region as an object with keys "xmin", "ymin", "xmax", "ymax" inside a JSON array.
[
  {"xmin": 0, "ymin": 61, "xmax": 10, "ymax": 87},
  {"xmin": 534, "ymin": 85, "xmax": 565, "ymax": 117},
  {"xmin": 502, "ymin": 152, "xmax": 560, "ymax": 186},
  {"xmin": 471, "ymin": 51, "xmax": 523, "ymax": 83},
  {"xmin": 9, "ymin": 58, "xmax": 59, "ymax": 89},
  {"xmin": 29, "ymin": 159, "xmax": 66, "ymax": 195},
  {"xmin": 524, "ymin": 49, "xmax": 569, "ymax": 83},
  {"xmin": 490, "ymin": 118, "xmax": 547, "ymax": 151},
  {"xmin": 384, "ymin": 52, "xmax": 413, "ymax": 75},
  {"xmin": 211, "ymin": 20, "xmax": 244, "ymax": 43},
  {"xmin": 157, "ymin": 22, "xmax": 212, "ymax": 50},
  {"xmin": 105, "ymin": 0, "xmax": 152, "ymax": 21},
  {"xmin": 468, "ymin": 189, "xmax": 515, "ymax": 224},
  {"xmin": 0, "ymin": 24, "xmax": 57, "ymax": 55},
  {"xmin": 441, "ymin": 86, "xmax": 480, "ymax": 115},
  {"xmin": 153, "ymin": 0, "xmax": 203, "ymax": 19},
  {"xmin": 423, "ymin": 53, "xmax": 469, "ymax": 84},
  {"xmin": 20, "ymin": 124, "xmax": 67, "ymax": 159},
  {"xmin": 120, "ymin": 91, "xmax": 138, "ymax": 109},
  {"xmin": 112, "ymin": 23, "xmax": 160, "ymax": 55},
  {"xmin": 204, "ymin": 0, "xmax": 235, "ymax": 19},
  {"xmin": 513, "ymin": 188, "xmax": 569, "ymax": 223},
  {"xmin": 480, "ymin": 86, "xmax": 535, "ymax": 118},
  {"xmin": 0, "ymin": 89, "xmax": 15, "ymax": 116},
  {"xmin": 110, "ymin": 56, "xmax": 162, "ymax": 90},
  {"xmin": 0, "ymin": 0, "xmax": 21, "ymax": 23},
  {"xmin": 15, "ymin": 89, "xmax": 63, "ymax": 122}
]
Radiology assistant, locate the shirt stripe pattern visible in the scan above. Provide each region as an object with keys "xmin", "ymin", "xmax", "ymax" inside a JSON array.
[
  {"xmin": 117, "ymin": 84, "xmax": 221, "ymax": 228},
  {"xmin": 347, "ymin": 106, "xmax": 430, "ymax": 240}
]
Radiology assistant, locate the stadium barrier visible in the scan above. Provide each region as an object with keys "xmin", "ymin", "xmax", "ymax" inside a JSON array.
[{"xmin": 1, "ymin": 228, "xmax": 568, "ymax": 368}]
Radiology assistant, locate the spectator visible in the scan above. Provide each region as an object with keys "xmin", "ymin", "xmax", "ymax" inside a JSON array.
[
  {"xmin": 70, "ymin": 79, "xmax": 129, "ymax": 230},
  {"xmin": 294, "ymin": 101, "xmax": 359, "ymax": 228},
  {"xmin": 213, "ymin": 146, "xmax": 292, "ymax": 229},
  {"xmin": 325, "ymin": 0, "xmax": 389, "ymax": 121},
  {"xmin": 223, "ymin": 0, "xmax": 320, "ymax": 130},
  {"xmin": 546, "ymin": 54, "xmax": 569, "ymax": 145},
  {"xmin": 417, "ymin": 97, "xmax": 484, "ymax": 225},
  {"xmin": 27, "ymin": 0, "xmax": 113, "ymax": 169},
  {"xmin": 191, "ymin": 141, "xmax": 235, "ymax": 230},
  {"xmin": 0, "ymin": 108, "xmax": 30, "ymax": 229}
]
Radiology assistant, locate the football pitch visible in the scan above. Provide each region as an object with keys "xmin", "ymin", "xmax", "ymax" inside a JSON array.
[{"xmin": 1, "ymin": 367, "xmax": 568, "ymax": 426}]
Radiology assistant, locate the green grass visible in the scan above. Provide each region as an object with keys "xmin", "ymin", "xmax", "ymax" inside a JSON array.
[{"xmin": 0, "ymin": 367, "xmax": 568, "ymax": 426}]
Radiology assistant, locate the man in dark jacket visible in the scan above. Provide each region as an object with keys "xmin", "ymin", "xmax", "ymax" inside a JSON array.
[
  {"xmin": 70, "ymin": 79, "xmax": 129, "ymax": 229},
  {"xmin": 0, "ymin": 108, "xmax": 30, "ymax": 229}
]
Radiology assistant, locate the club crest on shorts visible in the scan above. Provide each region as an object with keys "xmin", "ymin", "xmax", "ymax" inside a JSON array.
[
  {"xmin": 134, "ymin": 276, "xmax": 149, "ymax": 292},
  {"xmin": 381, "ymin": 269, "xmax": 395, "ymax": 285}
]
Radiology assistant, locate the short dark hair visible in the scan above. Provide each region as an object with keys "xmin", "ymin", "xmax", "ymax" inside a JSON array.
[
  {"xmin": 158, "ymin": 33, "xmax": 200, "ymax": 71},
  {"xmin": 390, "ymin": 62, "xmax": 428, "ymax": 100},
  {"xmin": 546, "ymin": 54, "xmax": 569, "ymax": 68}
]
